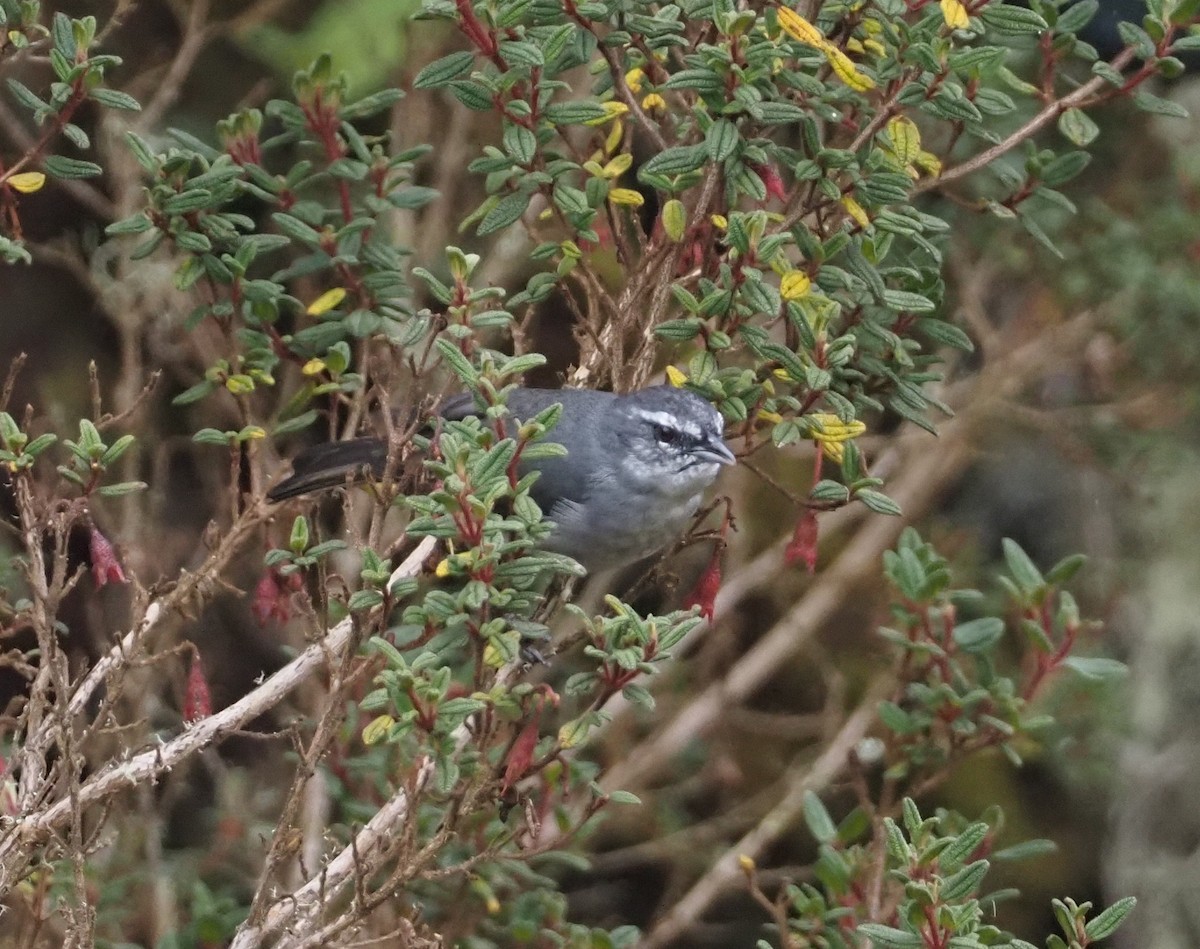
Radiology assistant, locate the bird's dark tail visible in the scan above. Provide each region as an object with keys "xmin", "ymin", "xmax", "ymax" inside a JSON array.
[{"xmin": 267, "ymin": 437, "xmax": 388, "ymax": 501}]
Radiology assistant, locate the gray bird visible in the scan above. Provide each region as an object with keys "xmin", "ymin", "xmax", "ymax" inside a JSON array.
[{"xmin": 268, "ymin": 385, "xmax": 736, "ymax": 571}]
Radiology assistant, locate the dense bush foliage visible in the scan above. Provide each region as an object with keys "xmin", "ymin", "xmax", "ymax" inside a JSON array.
[{"xmin": 0, "ymin": 0, "xmax": 1181, "ymax": 943}]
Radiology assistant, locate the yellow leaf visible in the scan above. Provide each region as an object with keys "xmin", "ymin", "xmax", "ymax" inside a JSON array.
[
  {"xmin": 807, "ymin": 412, "xmax": 866, "ymax": 443},
  {"xmin": 306, "ymin": 287, "xmax": 346, "ymax": 315},
  {"xmin": 841, "ymin": 195, "xmax": 871, "ymax": 229},
  {"xmin": 625, "ymin": 66, "xmax": 646, "ymax": 93},
  {"xmin": 662, "ymin": 198, "xmax": 687, "ymax": 241},
  {"xmin": 887, "ymin": 116, "xmax": 921, "ymax": 165},
  {"xmin": 915, "ymin": 150, "xmax": 943, "ymax": 177},
  {"xmin": 609, "ymin": 187, "xmax": 645, "ymax": 207},
  {"xmin": 710, "ymin": 213, "xmax": 728, "ymax": 230},
  {"xmin": 777, "ymin": 6, "xmax": 826, "ymax": 47},
  {"xmin": 242, "ymin": 426, "xmax": 267, "ymax": 440},
  {"xmin": 602, "ymin": 153, "xmax": 633, "ymax": 178},
  {"xmin": 821, "ymin": 441, "xmax": 846, "ymax": 463},
  {"xmin": 825, "ymin": 46, "xmax": 876, "ymax": 92},
  {"xmin": 482, "ymin": 641, "xmax": 506, "ymax": 668},
  {"xmin": 641, "ymin": 92, "xmax": 666, "ymax": 111},
  {"xmin": 863, "ymin": 38, "xmax": 887, "ymax": 56},
  {"xmin": 940, "ymin": 0, "xmax": 970, "ymax": 29},
  {"xmin": 780, "ymin": 270, "xmax": 812, "ymax": 300},
  {"xmin": 8, "ymin": 172, "xmax": 45, "ymax": 194},
  {"xmin": 605, "ymin": 118, "xmax": 624, "ymax": 154},
  {"xmin": 846, "ymin": 37, "xmax": 865, "ymax": 53},
  {"xmin": 665, "ymin": 365, "xmax": 688, "ymax": 387},
  {"xmin": 302, "ymin": 358, "xmax": 326, "ymax": 376},
  {"xmin": 585, "ymin": 100, "xmax": 629, "ymax": 126},
  {"xmin": 738, "ymin": 854, "xmax": 757, "ymax": 872},
  {"xmin": 362, "ymin": 714, "xmax": 395, "ymax": 746},
  {"xmin": 225, "ymin": 374, "xmax": 255, "ymax": 395},
  {"xmin": 435, "ymin": 557, "xmax": 453, "ymax": 578},
  {"xmin": 808, "ymin": 411, "xmax": 867, "ymax": 464},
  {"xmin": 758, "ymin": 409, "xmax": 784, "ymax": 424}
]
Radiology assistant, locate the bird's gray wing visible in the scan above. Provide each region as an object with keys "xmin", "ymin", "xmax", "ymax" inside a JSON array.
[{"xmin": 439, "ymin": 388, "xmax": 616, "ymax": 515}]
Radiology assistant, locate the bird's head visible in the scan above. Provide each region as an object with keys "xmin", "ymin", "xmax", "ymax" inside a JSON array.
[{"xmin": 610, "ymin": 386, "xmax": 736, "ymax": 493}]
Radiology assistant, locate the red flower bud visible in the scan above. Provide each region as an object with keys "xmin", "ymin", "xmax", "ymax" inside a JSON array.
[
  {"xmin": 785, "ymin": 510, "xmax": 820, "ymax": 573},
  {"xmin": 502, "ymin": 718, "xmax": 541, "ymax": 792},
  {"xmin": 750, "ymin": 162, "xmax": 788, "ymax": 203},
  {"xmin": 89, "ymin": 527, "xmax": 126, "ymax": 587},
  {"xmin": 684, "ymin": 548, "xmax": 723, "ymax": 622},
  {"xmin": 252, "ymin": 569, "xmax": 292, "ymax": 626},
  {"xmin": 184, "ymin": 653, "xmax": 212, "ymax": 722}
]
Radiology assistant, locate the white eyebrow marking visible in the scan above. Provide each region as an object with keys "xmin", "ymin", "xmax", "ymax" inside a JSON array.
[{"xmin": 632, "ymin": 408, "xmax": 703, "ymax": 439}]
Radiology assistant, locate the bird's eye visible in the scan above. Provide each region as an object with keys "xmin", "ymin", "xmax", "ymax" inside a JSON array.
[{"xmin": 653, "ymin": 424, "xmax": 681, "ymax": 445}]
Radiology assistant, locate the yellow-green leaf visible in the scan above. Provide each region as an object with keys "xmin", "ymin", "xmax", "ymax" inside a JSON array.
[
  {"xmin": 887, "ymin": 116, "xmax": 921, "ymax": 165},
  {"xmin": 662, "ymin": 198, "xmax": 687, "ymax": 240}
]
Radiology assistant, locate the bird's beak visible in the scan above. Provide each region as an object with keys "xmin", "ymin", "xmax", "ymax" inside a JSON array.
[{"xmin": 697, "ymin": 440, "xmax": 737, "ymax": 466}]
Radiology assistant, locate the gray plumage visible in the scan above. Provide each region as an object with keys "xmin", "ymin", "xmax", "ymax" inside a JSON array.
[{"xmin": 268, "ymin": 385, "xmax": 735, "ymax": 570}]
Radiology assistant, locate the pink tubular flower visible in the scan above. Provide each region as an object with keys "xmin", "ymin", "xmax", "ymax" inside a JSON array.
[
  {"xmin": 785, "ymin": 510, "xmax": 820, "ymax": 574},
  {"xmin": 89, "ymin": 527, "xmax": 127, "ymax": 587},
  {"xmin": 252, "ymin": 570, "xmax": 292, "ymax": 626},
  {"xmin": 684, "ymin": 548, "xmax": 723, "ymax": 622},
  {"xmin": 184, "ymin": 653, "xmax": 213, "ymax": 722}
]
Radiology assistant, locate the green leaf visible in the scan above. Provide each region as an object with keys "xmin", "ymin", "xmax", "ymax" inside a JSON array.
[
  {"xmin": 1132, "ymin": 89, "xmax": 1189, "ymax": 118},
  {"xmin": 1056, "ymin": 0, "xmax": 1099, "ymax": 32},
  {"xmin": 89, "ymin": 87, "xmax": 142, "ymax": 111},
  {"xmin": 916, "ymin": 318, "xmax": 974, "ymax": 351},
  {"xmin": 803, "ymin": 791, "xmax": 838, "ymax": 843},
  {"xmin": 992, "ymin": 838, "xmax": 1057, "ymax": 861},
  {"xmin": 1002, "ymin": 538, "xmax": 1044, "ymax": 597},
  {"xmin": 855, "ymin": 924, "xmax": 923, "ymax": 948},
  {"xmin": 1039, "ymin": 150, "xmax": 1091, "ymax": 187},
  {"xmin": 1084, "ymin": 896, "xmax": 1137, "ymax": 941},
  {"xmin": 940, "ymin": 822, "xmax": 990, "ymax": 870},
  {"xmin": 477, "ymin": 192, "xmax": 530, "ymax": 235},
  {"xmin": 882, "ymin": 289, "xmax": 937, "ymax": 313},
  {"xmin": 953, "ymin": 617, "xmax": 1005, "ymax": 653},
  {"xmin": 414, "ymin": 51, "xmax": 476, "ymax": 88},
  {"xmin": 434, "ymin": 338, "xmax": 480, "ymax": 384},
  {"xmin": 980, "ymin": 3, "xmax": 1050, "ymax": 34},
  {"xmin": 503, "ymin": 122, "xmax": 537, "ymax": 165},
  {"xmin": 448, "ymin": 79, "xmax": 494, "ymax": 111},
  {"xmin": 544, "ymin": 101, "xmax": 610, "ymax": 125},
  {"xmin": 97, "ymin": 481, "xmax": 148, "ymax": 496},
  {"xmin": 1058, "ymin": 107, "xmax": 1099, "ymax": 147},
  {"xmin": 43, "ymin": 155, "xmax": 103, "ymax": 179},
  {"xmin": 705, "ymin": 118, "xmax": 739, "ymax": 163},
  {"xmin": 941, "ymin": 859, "xmax": 990, "ymax": 901},
  {"xmin": 638, "ymin": 144, "xmax": 707, "ymax": 179},
  {"xmin": 1045, "ymin": 552, "xmax": 1087, "ymax": 585},
  {"xmin": 1061, "ymin": 656, "xmax": 1128, "ymax": 681},
  {"xmin": 857, "ymin": 488, "xmax": 902, "ymax": 515},
  {"xmin": 7, "ymin": 78, "xmax": 49, "ymax": 114},
  {"xmin": 51, "ymin": 12, "xmax": 75, "ymax": 59}
]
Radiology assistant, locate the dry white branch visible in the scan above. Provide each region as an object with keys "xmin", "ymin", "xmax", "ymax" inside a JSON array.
[
  {"xmin": 642, "ymin": 695, "xmax": 883, "ymax": 948},
  {"xmin": 0, "ymin": 536, "xmax": 437, "ymax": 897}
]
